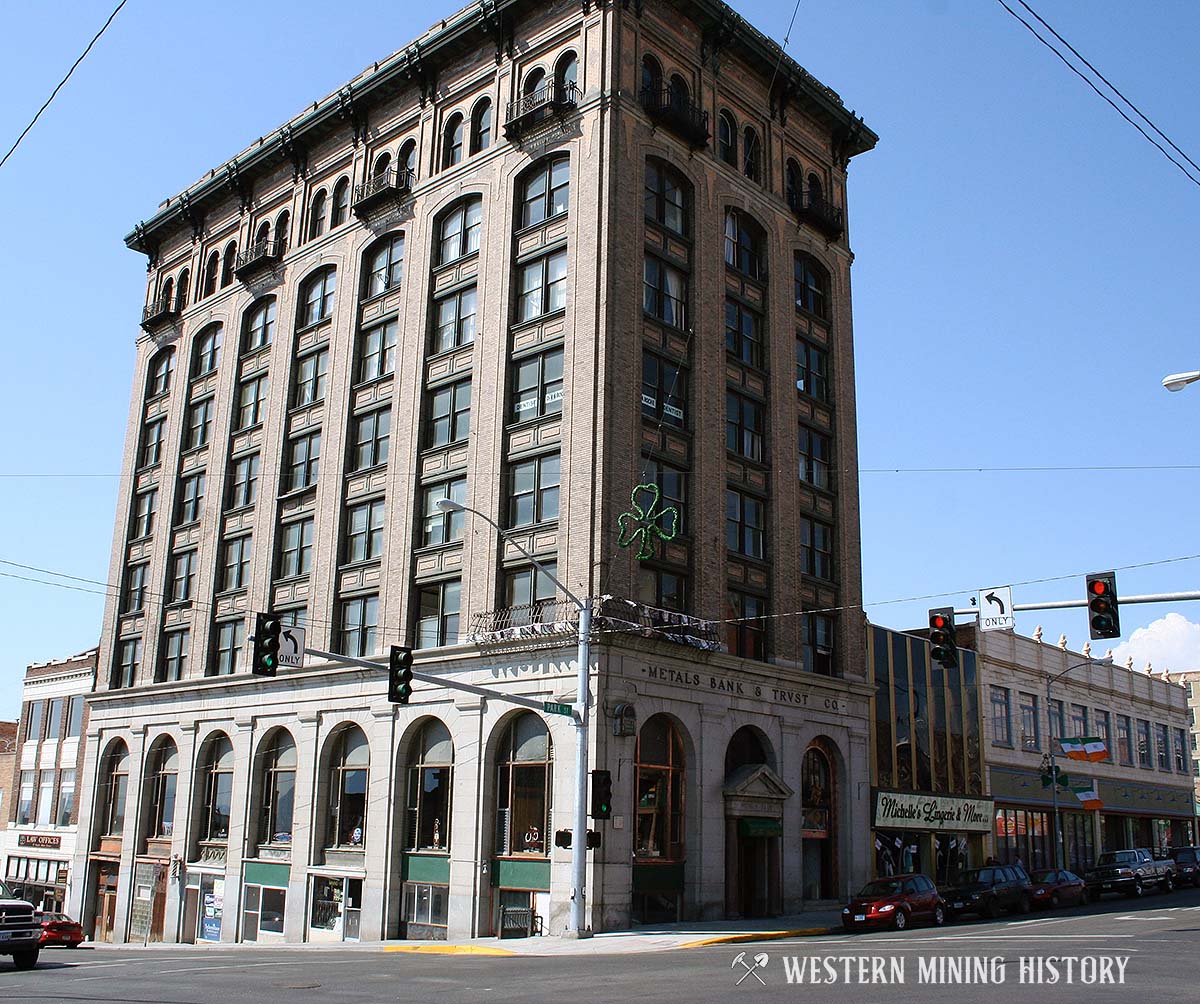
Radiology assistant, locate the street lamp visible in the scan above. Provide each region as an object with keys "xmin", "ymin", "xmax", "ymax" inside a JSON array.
[
  {"xmin": 1045, "ymin": 654, "xmax": 1114, "ymax": 869},
  {"xmin": 1162, "ymin": 370, "xmax": 1200, "ymax": 392},
  {"xmin": 436, "ymin": 497, "xmax": 594, "ymax": 938}
]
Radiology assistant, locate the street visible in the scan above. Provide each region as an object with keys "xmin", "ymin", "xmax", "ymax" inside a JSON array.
[{"xmin": 3, "ymin": 886, "xmax": 1198, "ymax": 1003}]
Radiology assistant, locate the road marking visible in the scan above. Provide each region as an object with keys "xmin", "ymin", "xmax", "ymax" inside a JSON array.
[{"xmin": 159, "ymin": 958, "xmax": 367, "ymax": 975}]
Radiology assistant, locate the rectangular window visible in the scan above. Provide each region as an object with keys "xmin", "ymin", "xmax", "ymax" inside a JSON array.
[
  {"xmin": 357, "ymin": 319, "xmax": 397, "ymax": 383},
  {"xmin": 802, "ymin": 613, "xmax": 835, "ymax": 675},
  {"xmin": 45, "ymin": 698, "xmax": 63, "ymax": 741},
  {"xmin": 345, "ymin": 500, "xmax": 386, "ymax": 563},
  {"xmin": 403, "ymin": 883, "xmax": 450, "ymax": 928},
  {"xmin": 285, "ymin": 430, "xmax": 321, "ymax": 491},
  {"xmin": 1094, "ymin": 710, "xmax": 1112, "ymax": 761},
  {"xmin": 293, "ymin": 348, "xmax": 328, "ymax": 407},
  {"xmin": 640, "ymin": 352, "xmax": 686, "ymax": 428},
  {"xmin": 1049, "ymin": 699, "xmax": 1065, "ymax": 743},
  {"xmin": 432, "ymin": 285, "xmax": 477, "ymax": 353},
  {"xmin": 796, "ymin": 339, "xmax": 830, "ymax": 402},
  {"xmin": 644, "ymin": 160, "xmax": 687, "ymax": 236},
  {"xmin": 113, "ymin": 638, "xmax": 141, "ymax": 689},
  {"xmin": 220, "ymin": 536, "xmax": 252, "ymax": 592},
  {"xmin": 228, "ymin": 453, "xmax": 260, "ymax": 509},
  {"xmin": 212, "ymin": 619, "xmax": 245, "ymax": 676},
  {"xmin": 235, "ymin": 374, "xmax": 269, "ymax": 431},
  {"xmin": 185, "ymin": 398, "xmax": 214, "ymax": 450},
  {"xmin": 508, "ymin": 454, "xmax": 560, "ymax": 527},
  {"xmin": 57, "ymin": 768, "xmax": 76, "ymax": 826},
  {"xmin": 36, "ymin": 772, "xmax": 54, "ymax": 826},
  {"xmin": 1067, "ymin": 703, "xmax": 1087, "ymax": 738},
  {"xmin": 512, "ymin": 348, "xmax": 564, "ymax": 423},
  {"xmin": 1155, "ymin": 723, "xmax": 1170, "ymax": 770},
  {"xmin": 350, "ymin": 408, "xmax": 391, "ymax": 471},
  {"xmin": 338, "ymin": 595, "xmax": 379, "ymax": 657},
  {"xmin": 1117, "ymin": 715, "xmax": 1133, "ymax": 764},
  {"xmin": 170, "ymin": 550, "xmax": 197, "ymax": 603},
  {"xmin": 18, "ymin": 772, "xmax": 34, "ymax": 825},
  {"xmin": 725, "ymin": 391, "xmax": 765, "ymax": 461},
  {"xmin": 176, "ymin": 472, "xmax": 205, "ymax": 525},
  {"xmin": 1136, "ymin": 719, "xmax": 1152, "ymax": 767},
  {"xmin": 416, "ymin": 579, "xmax": 461, "ymax": 649},
  {"xmin": 727, "ymin": 590, "xmax": 766, "ymax": 660},
  {"xmin": 278, "ymin": 518, "xmax": 314, "ymax": 578},
  {"xmin": 642, "ymin": 458, "xmax": 687, "ymax": 535},
  {"xmin": 26, "ymin": 700, "xmax": 44, "ymax": 741},
  {"xmin": 140, "ymin": 418, "xmax": 165, "ymax": 468},
  {"xmin": 516, "ymin": 249, "xmax": 568, "ymax": 322},
  {"xmin": 637, "ymin": 567, "xmax": 689, "ymax": 613},
  {"xmin": 66, "ymin": 695, "xmax": 83, "ymax": 738},
  {"xmin": 243, "ymin": 885, "xmax": 287, "ymax": 941},
  {"xmin": 725, "ymin": 489, "xmax": 765, "ymax": 558},
  {"xmin": 504, "ymin": 562, "xmax": 559, "ymax": 625},
  {"xmin": 991, "ymin": 686, "xmax": 1013, "ymax": 746},
  {"xmin": 1175, "ymin": 727, "xmax": 1188, "ymax": 772},
  {"xmin": 725, "ymin": 299, "xmax": 763, "ymax": 368},
  {"xmin": 1019, "ymin": 692, "xmax": 1040, "ymax": 750},
  {"xmin": 798, "ymin": 426, "xmax": 833, "ymax": 490},
  {"xmin": 160, "ymin": 628, "xmax": 190, "ymax": 682},
  {"xmin": 799, "ymin": 518, "xmax": 833, "ymax": 579},
  {"xmin": 426, "ymin": 382, "xmax": 471, "ymax": 448},
  {"xmin": 123, "ymin": 563, "xmax": 148, "ymax": 613},
  {"xmin": 421, "ymin": 478, "xmax": 467, "ymax": 547},
  {"xmin": 131, "ymin": 489, "xmax": 157, "ymax": 539},
  {"xmin": 642, "ymin": 256, "xmax": 688, "ymax": 329}
]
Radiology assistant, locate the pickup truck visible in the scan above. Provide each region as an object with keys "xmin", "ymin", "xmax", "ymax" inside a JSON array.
[
  {"xmin": 0, "ymin": 880, "xmax": 41, "ymax": 970},
  {"xmin": 1084, "ymin": 848, "xmax": 1176, "ymax": 899}
]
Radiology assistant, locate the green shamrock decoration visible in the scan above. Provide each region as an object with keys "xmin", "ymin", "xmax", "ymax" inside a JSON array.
[{"xmin": 617, "ymin": 484, "xmax": 679, "ymax": 560}]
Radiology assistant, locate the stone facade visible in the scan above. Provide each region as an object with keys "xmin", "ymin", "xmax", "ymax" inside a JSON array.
[{"xmin": 1162, "ymin": 669, "xmax": 1200, "ymax": 818}]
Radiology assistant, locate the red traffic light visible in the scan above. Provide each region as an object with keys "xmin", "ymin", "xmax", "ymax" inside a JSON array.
[
  {"xmin": 931, "ymin": 613, "xmax": 948, "ymax": 630},
  {"xmin": 1089, "ymin": 579, "xmax": 1109, "ymax": 597}
]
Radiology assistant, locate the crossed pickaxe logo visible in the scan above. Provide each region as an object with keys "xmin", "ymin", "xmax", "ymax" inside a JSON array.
[{"xmin": 732, "ymin": 951, "xmax": 769, "ymax": 986}]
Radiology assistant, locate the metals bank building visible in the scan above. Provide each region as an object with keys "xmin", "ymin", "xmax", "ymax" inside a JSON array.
[{"xmin": 70, "ymin": 0, "xmax": 878, "ymax": 943}]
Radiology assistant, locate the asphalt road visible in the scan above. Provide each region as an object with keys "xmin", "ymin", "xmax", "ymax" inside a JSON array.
[{"xmin": 3, "ymin": 886, "xmax": 1199, "ymax": 1004}]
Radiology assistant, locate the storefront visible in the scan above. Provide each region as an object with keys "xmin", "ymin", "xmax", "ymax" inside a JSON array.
[
  {"xmin": 307, "ymin": 873, "xmax": 363, "ymax": 942},
  {"xmin": 871, "ymin": 789, "xmax": 992, "ymax": 885},
  {"xmin": 241, "ymin": 862, "xmax": 289, "ymax": 942},
  {"xmin": 4, "ymin": 850, "xmax": 70, "ymax": 913},
  {"xmin": 1096, "ymin": 778, "xmax": 1196, "ymax": 853},
  {"xmin": 183, "ymin": 869, "xmax": 226, "ymax": 943}
]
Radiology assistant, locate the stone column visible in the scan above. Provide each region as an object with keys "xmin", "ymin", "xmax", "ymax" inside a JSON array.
[
  {"xmin": 360, "ymin": 707, "xmax": 396, "ymax": 941},
  {"xmin": 724, "ymin": 816, "xmax": 740, "ymax": 918},
  {"xmin": 448, "ymin": 697, "xmax": 485, "ymax": 940},
  {"xmin": 219, "ymin": 719, "xmax": 254, "ymax": 943},
  {"xmin": 111, "ymin": 730, "xmax": 147, "ymax": 944},
  {"xmin": 286, "ymin": 714, "xmax": 320, "ymax": 939}
]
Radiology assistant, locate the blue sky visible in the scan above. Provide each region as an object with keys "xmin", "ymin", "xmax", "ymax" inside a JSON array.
[{"xmin": 1, "ymin": 0, "xmax": 1198, "ymax": 719}]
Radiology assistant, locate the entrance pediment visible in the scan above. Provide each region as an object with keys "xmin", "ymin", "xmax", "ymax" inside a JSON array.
[{"xmin": 723, "ymin": 764, "xmax": 794, "ymax": 803}]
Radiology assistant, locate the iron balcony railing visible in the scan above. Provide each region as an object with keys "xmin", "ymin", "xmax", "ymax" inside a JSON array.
[
  {"xmin": 140, "ymin": 292, "xmax": 182, "ymax": 330},
  {"xmin": 233, "ymin": 238, "xmax": 286, "ymax": 280},
  {"xmin": 353, "ymin": 167, "xmax": 416, "ymax": 217},
  {"xmin": 469, "ymin": 598, "xmax": 579, "ymax": 644},
  {"xmin": 639, "ymin": 86, "xmax": 710, "ymax": 149},
  {"xmin": 789, "ymin": 189, "xmax": 845, "ymax": 241},
  {"xmin": 503, "ymin": 82, "xmax": 580, "ymax": 141}
]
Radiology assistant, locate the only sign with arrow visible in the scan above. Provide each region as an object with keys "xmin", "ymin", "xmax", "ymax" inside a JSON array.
[
  {"xmin": 278, "ymin": 624, "xmax": 306, "ymax": 668},
  {"xmin": 977, "ymin": 585, "xmax": 1015, "ymax": 633}
]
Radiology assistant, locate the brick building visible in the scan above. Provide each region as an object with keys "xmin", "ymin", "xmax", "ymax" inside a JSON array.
[
  {"xmin": 72, "ymin": 0, "xmax": 877, "ymax": 944},
  {"xmin": 1162, "ymin": 669, "xmax": 1200, "ymax": 820},
  {"xmin": 0, "ymin": 720, "xmax": 18, "ymax": 836}
]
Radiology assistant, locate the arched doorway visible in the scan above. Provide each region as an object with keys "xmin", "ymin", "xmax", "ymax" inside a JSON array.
[
  {"xmin": 801, "ymin": 744, "xmax": 836, "ymax": 900},
  {"xmin": 722, "ymin": 726, "xmax": 791, "ymax": 918}
]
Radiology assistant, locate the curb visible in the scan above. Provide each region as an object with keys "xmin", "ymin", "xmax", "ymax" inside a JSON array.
[
  {"xmin": 383, "ymin": 944, "xmax": 518, "ymax": 956},
  {"xmin": 678, "ymin": 927, "xmax": 836, "ymax": 949}
]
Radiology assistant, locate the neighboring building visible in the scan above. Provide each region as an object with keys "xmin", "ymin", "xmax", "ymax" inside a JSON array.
[
  {"xmin": 0, "ymin": 720, "xmax": 18, "ymax": 836},
  {"xmin": 1, "ymin": 650, "xmax": 95, "ymax": 913},
  {"xmin": 72, "ymin": 0, "xmax": 877, "ymax": 945},
  {"xmin": 976, "ymin": 629, "xmax": 1195, "ymax": 874},
  {"xmin": 1162, "ymin": 668, "xmax": 1200, "ymax": 823}
]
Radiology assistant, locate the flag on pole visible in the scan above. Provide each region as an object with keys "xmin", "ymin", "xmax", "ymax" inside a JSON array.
[
  {"xmin": 1071, "ymin": 781, "xmax": 1103, "ymax": 810},
  {"xmin": 1059, "ymin": 736, "xmax": 1108, "ymax": 762}
]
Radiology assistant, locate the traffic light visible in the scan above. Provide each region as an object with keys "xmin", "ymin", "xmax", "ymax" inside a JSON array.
[
  {"xmin": 590, "ymin": 769, "xmax": 613, "ymax": 820},
  {"xmin": 928, "ymin": 607, "xmax": 957, "ymax": 669},
  {"xmin": 388, "ymin": 645, "xmax": 414, "ymax": 704},
  {"xmin": 586, "ymin": 830, "xmax": 601, "ymax": 850},
  {"xmin": 1085, "ymin": 571, "xmax": 1120, "ymax": 640},
  {"xmin": 555, "ymin": 829, "xmax": 572, "ymax": 849},
  {"xmin": 252, "ymin": 612, "xmax": 281, "ymax": 677}
]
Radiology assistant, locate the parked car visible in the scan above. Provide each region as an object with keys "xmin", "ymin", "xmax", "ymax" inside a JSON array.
[
  {"xmin": 1168, "ymin": 847, "xmax": 1200, "ymax": 888},
  {"xmin": 1028, "ymin": 869, "xmax": 1087, "ymax": 909},
  {"xmin": 841, "ymin": 873, "xmax": 946, "ymax": 931},
  {"xmin": 0, "ymin": 880, "xmax": 42, "ymax": 970},
  {"xmin": 1085, "ymin": 848, "xmax": 1175, "ymax": 899},
  {"xmin": 35, "ymin": 912, "xmax": 84, "ymax": 948},
  {"xmin": 943, "ymin": 864, "xmax": 1032, "ymax": 919}
]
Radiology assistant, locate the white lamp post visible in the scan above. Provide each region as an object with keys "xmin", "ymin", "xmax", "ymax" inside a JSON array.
[
  {"xmin": 436, "ymin": 497, "xmax": 594, "ymax": 938},
  {"xmin": 1162, "ymin": 370, "xmax": 1200, "ymax": 392}
]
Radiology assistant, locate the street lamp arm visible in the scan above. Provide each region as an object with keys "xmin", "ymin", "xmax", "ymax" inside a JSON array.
[
  {"xmin": 1048, "ymin": 655, "xmax": 1114, "ymax": 686},
  {"xmin": 1162, "ymin": 370, "xmax": 1200, "ymax": 392}
]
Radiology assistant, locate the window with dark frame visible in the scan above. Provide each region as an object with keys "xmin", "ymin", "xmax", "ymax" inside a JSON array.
[
  {"xmin": 426, "ymin": 382, "xmax": 471, "ymax": 448},
  {"xmin": 220, "ymin": 536, "xmax": 252, "ymax": 592},
  {"xmin": 802, "ymin": 613, "xmax": 835, "ymax": 675},
  {"xmin": 724, "ymin": 210, "xmax": 765, "ymax": 280},
  {"xmin": 184, "ymin": 398, "xmax": 214, "ymax": 450},
  {"xmin": 122, "ymin": 562, "xmax": 148, "ymax": 614},
  {"xmin": 140, "ymin": 419, "xmax": 165, "ymax": 468},
  {"xmin": 293, "ymin": 348, "xmax": 328, "ymax": 407},
  {"xmin": 243, "ymin": 299, "xmax": 276, "ymax": 353},
  {"xmin": 991, "ymin": 686, "xmax": 1013, "ymax": 746},
  {"xmin": 798, "ymin": 426, "xmax": 832, "ymax": 490},
  {"xmin": 432, "ymin": 285, "xmax": 478, "ymax": 353},
  {"xmin": 470, "ymin": 99, "xmax": 492, "ymax": 154},
  {"xmin": 169, "ymin": 550, "xmax": 196, "ymax": 603},
  {"xmin": 176, "ymin": 472, "xmax": 205, "ymax": 524},
  {"xmin": 212, "ymin": 622, "xmax": 244, "ymax": 677},
  {"xmin": 519, "ymin": 157, "xmax": 570, "ymax": 229},
  {"xmin": 508, "ymin": 453, "xmax": 560, "ymax": 527},
  {"xmin": 278, "ymin": 517, "xmax": 314, "ymax": 578},
  {"xmin": 796, "ymin": 338, "xmax": 830, "ymax": 402},
  {"xmin": 726, "ymin": 590, "xmax": 765, "ymax": 660},
  {"xmin": 717, "ymin": 111, "xmax": 737, "ymax": 166},
  {"xmin": 644, "ymin": 159, "xmax": 688, "ymax": 236},
  {"xmin": 131, "ymin": 488, "xmax": 157, "ymax": 538},
  {"xmin": 800, "ymin": 517, "xmax": 833, "ymax": 579},
  {"xmin": 725, "ymin": 488, "xmax": 765, "ymax": 558},
  {"xmin": 357, "ymin": 319, "xmax": 397, "ymax": 382},
  {"xmin": 285, "ymin": 430, "xmax": 321, "ymax": 491},
  {"xmin": 443, "ymin": 113, "xmax": 465, "ymax": 169},
  {"xmin": 493, "ymin": 713, "xmax": 553, "ymax": 856},
  {"xmin": 725, "ymin": 299, "xmax": 763, "ymax": 368},
  {"xmin": 795, "ymin": 253, "xmax": 830, "ymax": 319},
  {"xmin": 438, "ymin": 198, "xmax": 483, "ymax": 264},
  {"xmin": 641, "ymin": 351, "xmax": 686, "ymax": 428},
  {"xmin": 364, "ymin": 234, "xmax": 405, "ymax": 299},
  {"xmin": 160, "ymin": 629, "xmax": 189, "ymax": 683},
  {"xmin": 516, "ymin": 249, "xmax": 568, "ymax": 322},
  {"xmin": 331, "ymin": 178, "xmax": 350, "ymax": 227},
  {"xmin": 258, "ymin": 730, "xmax": 297, "ymax": 846},
  {"xmin": 147, "ymin": 350, "xmax": 174, "ymax": 398},
  {"xmin": 234, "ymin": 373, "xmax": 269, "ymax": 431},
  {"xmin": 504, "ymin": 561, "xmax": 559, "ymax": 625},
  {"xmin": 350, "ymin": 408, "xmax": 391, "ymax": 471},
  {"xmin": 637, "ymin": 567, "xmax": 689, "ymax": 613},
  {"xmin": 199, "ymin": 735, "xmax": 235, "ymax": 836},
  {"xmin": 299, "ymin": 269, "xmax": 337, "ymax": 327},
  {"xmin": 643, "ymin": 256, "xmax": 687, "ymax": 329},
  {"xmin": 420, "ymin": 478, "xmax": 466, "ymax": 547},
  {"xmin": 325, "ymin": 726, "xmax": 369, "ymax": 848},
  {"xmin": 338, "ymin": 595, "xmax": 379, "ymax": 657},
  {"xmin": 416, "ymin": 579, "xmax": 461, "ymax": 649},
  {"xmin": 113, "ymin": 638, "xmax": 142, "ymax": 689},
  {"xmin": 344, "ymin": 499, "xmax": 386, "ymax": 563},
  {"xmin": 228, "ymin": 453, "xmax": 260, "ymax": 509},
  {"xmin": 641, "ymin": 457, "xmax": 687, "ymax": 534},
  {"xmin": 726, "ymin": 390, "xmax": 764, "ymax": 461},
  {"xmin": 511, "ymin": 348, "xmax": 564, "ymax": 423},
  {"xmin": 192, "ymin": 325, "xmax": 222, "ymax": 377},
  {"xmin": 405, "ymin": 720, "xmax": 454, "ymax": 852}
]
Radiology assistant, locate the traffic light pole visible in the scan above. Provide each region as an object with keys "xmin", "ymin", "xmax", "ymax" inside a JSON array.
[
  {"xmin": 951, "ymin": 590, "xmax": 1200, "ymax": 618},
  {"xmin": 568, "ymin": 597, "xmax": 593, "ymax": 940}
]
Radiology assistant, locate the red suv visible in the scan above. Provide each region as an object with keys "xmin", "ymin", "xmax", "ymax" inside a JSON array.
[{"xmin": 842, "ymin": 873, "xmax": 946, "ymax": 931}]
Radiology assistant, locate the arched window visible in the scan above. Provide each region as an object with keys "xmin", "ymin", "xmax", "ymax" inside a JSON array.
[
  {"xmin": 192, "ymin": 323, "xmax": 222, "ymax": 378},
  {"xmin": 807, "ymin": 172, "xmax": 824, "ymax": 205},
  {"xmin": 801, "ymin": 745, "xmax": 835, "ymax": 897},
  {"xmin": 331, "ymin": 177, "xmax": 350, "ymax": 227},
  {"xmin": 308, "ymin": 190, "xmax": 328, "ymax": 240},
  {"xmin": 99, "ymin": 741, "xmax": 130, "ymax": 837},
  {"xmin": 405, "ymin": 720, "xmax": 454, "ymax": 851},
  {"xmin": 555, "ymin": 51, "xmax": 578, "ymax": 100},
  {"xmin": 641, "ymin": 54, "xmax": 663, "ymax": 97},
  {"xmin": 274, "ymin": 210, "xmax": 290, "ymax": 251},
  {"xmin": 470, "ymin": 99, "xmax": 492, "ymax": 154},
  {"xmin": 254, "ymin": 221, "xmax": 271, "ymax": 249},
  {"xmin": 786, "ymin": 159, "xmax": 802, "ymax": 209},
  {"xmin": 159, "ymin": 277, "xmax": 174, "ymax": 314},
  {"xmin": 644, "ymin": 158, "xmax": 690, "ymax": 236},
  {"xmin": 523, "ymin": 67, "xmax": 545, "ymax": 99},
  {"xmin": 147, "ymin": 348, "xmax": 175, "ymax": 398},
  {"xmin": 437, "ymin": 196, "xmax": 483, "ymax": 264},
  {"xmin": 724, "ymin": 725, "xmax": 773, "ymax": 777},
  {"xmin": 221, "ymin": 241, "xmax": 237, "ymax": 287},
  {"xmin": 298, "ymin": 268, "xmax": 337, "ymax": 327},
  {"xmin": 243, "ymin": 297, "xmax": 277, "ymax": 353},
  {"xmin": 176, "ymin": 268, "xmax": 190, "ymax": 310},
  {"xmin": 668, "ymin": 73, "xmax": 689, "ymax": 109},
  {"xmin": 717, "ymin": 111, "xmax": 737, "ymax": 166},
  {"xmin": 442, "ymin": 113, "xmax": 465, "ymax": 169},
  {"xmin": 258, "ymin": 729, "xmax": 296, "ymax": 846},
  {"xmin": 518, "ymin": 155, "xmax": 569, "ymax": 229},
  {"xmin": 363, "ymin": 232, "xmax": 405, "ymax": 299},
  {"xmin": 202, "ymin": 251, "xmax": 220, "ymax": 297},
  {"xmin": 198, "ymin": 734, "xmax": 234, "ymax": 842},
  {"xmin": 742, "ymin": 126, "xmax": 761, "ymax": 182},
  {"xmin": 635, "ymin": 715, "xmax": 685, "ymax": 860},
  {"xmin": 724, "ymin": 209, "xmax": 766, "ymax": 281},
  {"xmin": 494, "ymin": 713, "xmax": 552, "ymax": 855},
  {"xmin": 144, "ymin": 739, "xmax": 178, "ymax": 841},
  {"xmin": 399, "ymin": 140, "xmax": 417, "ymax": 180},
  {"xmin": 373, "ymin": 152, "xmax": 392, "ymax": 179},
  {"xmin": 794, "ymin": 253, "xmax": 830, "ymax": 319},
  {"xmin": 325, "ymin": 725, "xmax": 369, "ymax": 848}
]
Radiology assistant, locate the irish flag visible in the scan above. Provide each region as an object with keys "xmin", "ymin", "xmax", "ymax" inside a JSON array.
[
  {"xmin": 1059, "ymin": 736, "xmax": 1108, "ymax": 761},
  {"xmin": 1071, "ymin": 781, "xmax": 1103, "ymax": 810}
]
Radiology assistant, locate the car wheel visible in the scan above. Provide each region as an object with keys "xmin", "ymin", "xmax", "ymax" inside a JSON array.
[
  {"xmin": 1131, "ymin": 879, "xmax": 1144, "ymax": 898},
  {"xmin": 13, "ymin": 950, "xmax": 39, "ymax": 971},
  {"xmin": 933, "ymin": 904, "xmax": 946, "ymax": 927},
  {"xmin": 1019, "ymin": 895, "xmax": 1032, "ymax": 914},
  {"xmin": 1162, "ymin": 875, "xmax": 1174, "ymax": 893},
  {"xmin": 893, "ymin": 909, "xmax": 908, "ymax": 931},
  {"xmin": 1050, "ymin": 892, "xmax": 1060, "ymax": 909}
]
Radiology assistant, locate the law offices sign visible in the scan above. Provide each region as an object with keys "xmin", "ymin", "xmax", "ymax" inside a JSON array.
[{"xmin": 872, "ymin": 789, "xmax": 994, "ymax": 833}]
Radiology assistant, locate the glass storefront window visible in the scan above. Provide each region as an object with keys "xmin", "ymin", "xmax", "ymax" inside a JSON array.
[
  {"xmin": 634, "ymin": 715, "xmax": 685, "ymax": 860},
  {"xmin": 403, "ymin": 882, "xmax": 449, "ymax": 927},
  {"xmin": 243, "ymin": 884, "xmax": 286, "ymax": 940},
  {"xmin": 405, "ymin": 720, "xmax": 454, "ymax": 851}
]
